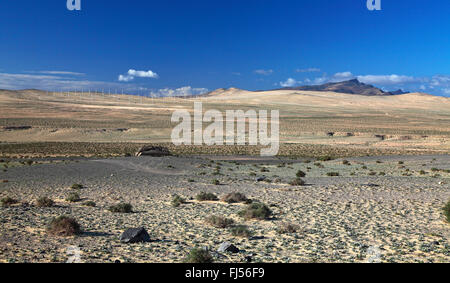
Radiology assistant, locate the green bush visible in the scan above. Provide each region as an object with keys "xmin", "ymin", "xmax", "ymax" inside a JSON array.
[
  {"xmin": 230, "ymin": 225, "xmax": 252, "ymax": 238},
  {"xmin": 171, "ymin": 195, "xmax": 185, "ymax": 207},
  {"xmin": 36, "ymin": 197, "xmax": 54, "ymax": 207},
  {"xmin": 238, "ymin": 202, "xmax": 272, "ymax": 220},
  {"xmin": 65, "ymin": 192, "xmax": 81, "ymax": 203},
  {"xmin": 46, "ymin": 216, "xmax": 82, "ymax": 236},
  {"xmin": 205, "ymin": 215, "xmax": 234, "ymax": 228},
  {"xmin": 183, "ymin": 248, "xmax": 214, "ymax": 263},
  {"xmin": 196, "ymin": 192, "xmax": 218, "ymax": 201},
  {"xmin": 109, "ymin": 203, "xmax": 133, "ymax": 213}
]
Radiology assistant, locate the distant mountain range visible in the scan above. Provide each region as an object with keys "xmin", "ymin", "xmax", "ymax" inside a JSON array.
[{"xmin": 276, "ymin": 79, "xmax": 409, "ymax": 96}]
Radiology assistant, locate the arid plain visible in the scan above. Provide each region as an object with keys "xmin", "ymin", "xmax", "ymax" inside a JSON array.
[{"xmin": 0, "ymin": 88, "xmax": 449, "ymax": 263}]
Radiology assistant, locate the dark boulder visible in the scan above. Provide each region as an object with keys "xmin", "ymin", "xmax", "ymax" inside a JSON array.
[
  {"xmin": 217, "ymin": 242, "xmax": 239, "ymax": 253},
  {"xmin": 119, "ymin": 227, "xmax": 151, "ymax": 243},
  {"xmin": 135, "ymin": 146, "xmax": 170, "ymax": 157}
]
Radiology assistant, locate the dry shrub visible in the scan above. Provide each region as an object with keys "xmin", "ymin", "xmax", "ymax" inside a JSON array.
[
  {"xmin": 205, "ymin": 215, "xmax": 234, "ymax": 228},
  {"xmin": 221, "ymin": 192, "xmax": 249, "ymax": 204},
  {"xmin": 47, "ymin": 216, "xmax": 82, "ymax": 236}
]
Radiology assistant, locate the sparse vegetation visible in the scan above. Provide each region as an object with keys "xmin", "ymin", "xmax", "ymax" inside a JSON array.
[
  {"xmin": 443, "ymin": 201, "xmax": 450, "ymax": 223},
  {"xmin": 83, "ymin": 201, "xmax": 96, "ymax": 207},
  {"xmin": 342, "ymin": 160, "xmax": 350, "ymax": 165},
  {"xmin": 36, "ymin": 197, "xmax": 54, "ymax": 207},
  {"xmin": 230, "ymin": 225, "xmax": 252, "ymax": 238},
  {"xmin": 326, "ymin": 172, "xmax": 340, "ymax": 177},
  {"xmin": 212, "ymin": 179, "xmax": 220, "ymax": 185},
  {"xmin": 196, "ymin": 192, "xmax": 218, "ymax": 201},
  {"xmin": 277, "ymin": 222, "xmax": 300, "ymax": 234},
  {"xmin": 221, "ymin": 192, "xmax": 249, "ymax": 204},
  {"xmin": 46, "ymin": 216, "xmax": 81, "ymax": 236},
  {"xmin": 71, "ymin": 183, "xmax": 84, "ymax": 190},
  {"xmin": 289, "ymin": 178, "xmax": 305, "ymax": 186},
  {"xmin": 205, "ymin": 215, "xmax": 234, "ymax": 228},
  {"xmin": 109, "ymin": 203, "xmax": 133, "ymax": 213},
  {"xmin": 238, "ymin": 202, "xmax": 272, "ymax": 220},
  {"xmin": 183, "ymin": 248, "xmax": 213, "ymax": 263},
  {"xmin": 171, "ymin": 194, "xmax": 186, "ymax": 207},
  {"xmin": 1, "ymin": 196, "xmax": 18, "ymax": 207},
  {"xmin": 296, "ymin": 170, "xmax": 306, "ymax": 178},
  {"xmin": 318, "ymin": 156, "xmax": 334, "ymax": 161},
  {"xmin": 65, "ymin": 192, "xmax": 81, "ymax": 203}
]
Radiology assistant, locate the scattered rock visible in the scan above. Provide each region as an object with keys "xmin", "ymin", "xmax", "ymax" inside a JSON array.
[
  {"xmin": 217, "ymin": 242, "xmax": 239, "ymax": 253},
  {"xmin": 3, "ymin": 126, "xmax": 32, "ymax": 131},
  {"xmin": 119, "ymin": 227, "xmax": 151, "ymax": 243},
  {"xmin": 256, "ymin": 176, "xmax": 266, "ymax": 182},
  {"xmin": 135, "ymin": 146, "xmax": 170, "ymax": 157}
]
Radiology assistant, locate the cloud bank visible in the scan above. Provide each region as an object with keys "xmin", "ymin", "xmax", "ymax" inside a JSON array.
[{"xmin": 118, "ymin": 69, "xmax": 159, "ymax": 82}]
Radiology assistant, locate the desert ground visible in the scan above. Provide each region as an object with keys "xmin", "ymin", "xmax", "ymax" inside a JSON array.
[{"xmin": 0, "ymin": 89, "xmax": 449, "ymax": 263}]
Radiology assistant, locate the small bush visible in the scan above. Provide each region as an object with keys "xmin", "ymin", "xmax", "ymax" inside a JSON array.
[
  {"xmin": 171, "ymin": 195, "xmax": 185, "ymax": 207},
  {"xmin": 183, "ymin": 248, "xmax": 214, "ymax": 263},
  {"xmin": 71, "ymin": 184, "xmax": 84, "ymax": 190},
  {"xmin": 205, "ymin": 215, "xmax": 234, "ymax": 228},
  {"xmin": 212, "ymin": 179, "xmax": 220, "ymax": 185},
  {"xmin": 83, "ymin": 201, "xmax": 96, "ymax": 207},
  {"xmin": 296, "ymin": 170, "xmax": 306, "ymax": 178},
  {"xmin": 221, "ymin": 192, "xmax": 249, "ymax": 204},
  {"xmin": 1, "ymin": 196, "xmax": 18, "ymax": 207},
  {"xmin": 362, "ymin": 166, "xmax": 368, "ymax": 169},
  {"xmin": 443, "ymin": 201, "xmax": 450, "ymax": 223},
  {"xmin": 65, "ymin": 192, "xmax": 81, "ymax": 203},
  {"xmin": 36, "ymin": 197, "xmax": 54, "ymax": 207},
  {"xmin": 230, "ymin": 225, "xmax": 252, "ymax": 238},
  {"xmin": 196, "ymin": 192, "xmax": 218, "ymax": 201},
  {"xmin": 109, "ymin": 203, "xmax": 133, "ymax": 213},
  {"xmin": 277, "ymin": 222, "xmax": 300, "ymax": 234},
  {"xmin": 431, "ymin": 168, "xmax": 439, "ymax": 172},
  {"xmin": 378, "ymin": 172, "xmax": 386, "ymax": 176},
  {"xmin": 326, "ymin": 172, "xmax": 340, "ymax": 177},
  {"xmin": 46, "ymin": 216, "xmax": 82, "ymax": 236},
  {"xmin": 289, "ymin": 178, "xmax": 305, "ymax": 186},
  {"xmin": 398, "ymin": 161, "xmax": 404, "ymax": 165},
  {"xmin": 318, "ymin": 156, "xmax": 334, "ymax": 161},
  {"xmin": 368, "ymin": 171, "xmax": 376, "ymax": 176},
  {"xmin": 419, "ymin": 170, "xmax": 426, "ymax": 175},
  {"xmin": 342, "ymin": 160, "xmax": 350, "ymax": 165},
  {"xmin": 238, "ymin": 202, "xmax": 272, "ymax": 220}
]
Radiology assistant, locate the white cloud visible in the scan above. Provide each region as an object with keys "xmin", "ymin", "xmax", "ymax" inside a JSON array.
[
  {"xmin": 443, "ymin": 88, "xmax": 450, "ymax": 95},
  {"xmin": 0, "ymin": 72, "xmax": 136, "ymax": 91},
  {"xmin": 254, "ymin": 69, "xmax": 273, "ymax": 75},
  {"xmin": 295, "ymin": 68, "xmax": 321, "ymax": 73},
  {"xmin": 279, "ymin": 78, "xmax": 299, "ymax": 87},
  {"xmin": 30, "ymin": 71, "xmax": 85, "ymax": 76},
  {"xmin": 150, "ymin": 86, "xmax": 208, "ymax": 97},
  {"xmin": 118, "ymin": 69, "xmax": 159, "ymax": 82},
  {"xmin": 356, "ymin": 74, "xmax": 418, "ymax": 85}
]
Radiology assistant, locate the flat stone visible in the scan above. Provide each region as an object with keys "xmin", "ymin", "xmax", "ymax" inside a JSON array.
[
  {"xmin": 119, "ymin": 227, "xmax": 151, "ymax": 243},
  {"xmin": 217, "ymin": 242, "xmax": 239, "ymax": 253}
]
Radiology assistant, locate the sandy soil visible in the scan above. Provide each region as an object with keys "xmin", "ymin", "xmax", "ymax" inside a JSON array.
[{"xmin": 0, "ymin": 155, "xmax": 448, "ymax": 263}]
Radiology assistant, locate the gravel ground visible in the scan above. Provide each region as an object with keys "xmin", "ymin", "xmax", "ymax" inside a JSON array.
[{"xmin": 0, "ymin": 155, "xmax": 449, "ymax": 263}]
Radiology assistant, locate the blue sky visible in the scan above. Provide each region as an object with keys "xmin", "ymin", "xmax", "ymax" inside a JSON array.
[{"xmin": 0, "ymin": 0, "xmax": 449, "ymax": 96}]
